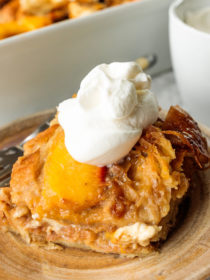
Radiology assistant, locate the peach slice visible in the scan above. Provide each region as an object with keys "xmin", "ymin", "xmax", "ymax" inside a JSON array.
[{"xmin": 42, "ymin": 129, "xmax": 106, "ymax": 212}]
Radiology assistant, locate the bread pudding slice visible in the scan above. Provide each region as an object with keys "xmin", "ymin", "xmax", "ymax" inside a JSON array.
[{"xmin": 0, "ymin": 106, "xmax": 209, "ymax": 256}]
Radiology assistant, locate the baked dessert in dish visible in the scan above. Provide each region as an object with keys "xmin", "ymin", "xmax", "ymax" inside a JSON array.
[
  {"xmin": 0, "ymin": 62, "xmax": 209, "ymax": 257},
  {"xmin": 0, "ymin": 0, "xmax": 140, "ymax": 39}
]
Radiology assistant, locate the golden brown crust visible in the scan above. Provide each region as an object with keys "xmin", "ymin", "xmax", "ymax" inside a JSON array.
[
  {"xmin": 162, "ymin": 106, "xmax": 210, "ymax": 168},
  {"xmin": 10, "ymin": 124, "xmax": 59, "ymax": 211}
]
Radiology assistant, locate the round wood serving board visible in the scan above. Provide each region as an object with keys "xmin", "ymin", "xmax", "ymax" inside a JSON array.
[{"xmin": 0, "ymin": 111, "xmax": 209, "ymax": 280}]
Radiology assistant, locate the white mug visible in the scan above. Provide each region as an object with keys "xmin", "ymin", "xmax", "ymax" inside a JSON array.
[{"xmin": 169, "ymin": 0, "xmax": 210, "ymax": 126}]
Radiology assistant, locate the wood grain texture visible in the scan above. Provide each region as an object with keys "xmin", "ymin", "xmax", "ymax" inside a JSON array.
[{"xmin": 0, "ymin": 110, "xmax": 209, "ymax": 280}]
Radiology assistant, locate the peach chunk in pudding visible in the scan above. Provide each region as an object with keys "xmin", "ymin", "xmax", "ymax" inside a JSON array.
[{"xmin": 41, "ymin": 129, "xmax": 107, "ymax": 213}]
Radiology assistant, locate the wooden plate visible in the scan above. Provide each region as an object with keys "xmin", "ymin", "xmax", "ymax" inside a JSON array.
[{"xmin": 0, "ymin": 110, "xmax": 210, "ymax": 280}]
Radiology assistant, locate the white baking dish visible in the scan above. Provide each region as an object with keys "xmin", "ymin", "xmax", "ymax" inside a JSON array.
[{"xmin": 0, "ymin": 0, "xmax": 173, "ymax": 127}]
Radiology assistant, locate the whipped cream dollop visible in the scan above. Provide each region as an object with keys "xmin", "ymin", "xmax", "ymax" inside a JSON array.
[{"xmin": 58, "ymin": 62, "xmax": 159, "ymax": 166}]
